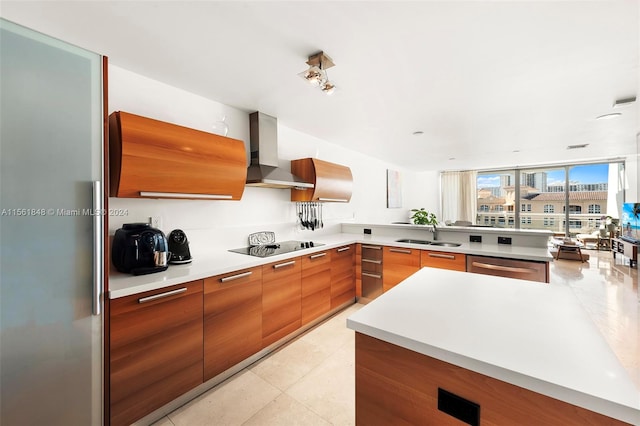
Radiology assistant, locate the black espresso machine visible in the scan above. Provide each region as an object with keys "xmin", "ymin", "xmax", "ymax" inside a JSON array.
[
  {"xmin": 112, "ymin": 223, "xmax": 169, "ymax": 275},
  {"xmin": 167, "ymin": 229, "xmax": 192, "ymax": 264}
]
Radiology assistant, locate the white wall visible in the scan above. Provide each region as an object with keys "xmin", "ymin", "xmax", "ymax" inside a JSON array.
[{"xmin": 108, "ymin": 65, "xmax": 439, "ymax": 252}]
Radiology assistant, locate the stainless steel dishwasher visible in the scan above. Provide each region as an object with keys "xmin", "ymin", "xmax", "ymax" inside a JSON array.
[{"xmin": 466, "ymin": 255, "xmax": 549, "ymax": 283}]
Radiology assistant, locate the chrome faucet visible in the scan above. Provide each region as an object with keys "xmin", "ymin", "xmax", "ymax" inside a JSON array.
[{"xmin": 430, "ymin": 224, "xmax": 438, "ymax": 241}]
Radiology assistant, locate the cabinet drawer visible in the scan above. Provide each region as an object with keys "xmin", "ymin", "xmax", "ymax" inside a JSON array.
[
  {"xmin": 421, "ymin": 250, "xmax": 466, "ymax": 271},
  {"xmin": 383, "ymin": 246, "xmax": 420, "ymax": 292},
  {"xmin": 301, "ymin": 251, "xmax": 331, "ymax": 325},
  {"xmin": 361, "ymin": 244, "xmax": 383, "ymax": 274},
  {"xmin": 204, "ymin": 268, "xmax": 262, "ymax": 381},
  {"xmin": 262, "ymin": 257, "xmax": 302, "ymax": 346},
  {"xmin": 110, "ymin": 280, "xmax": 203, "ymax": 426},
  {"xmin": 205, "ymin": 266, "xmax": 262, "ymax": 293},
  {"xmin": 331, "ymin": 245, "xmax": 356, "ymax": 308},
  {"xmin": 466, "ymin": 255, "xmax": 548, "ymax": 283}
]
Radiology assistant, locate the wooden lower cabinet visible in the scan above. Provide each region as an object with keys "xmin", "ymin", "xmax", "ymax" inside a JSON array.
[
  {"xmin": 301, "ymin": 250, "xmax": 332, "ymax": 325},
  {"xmin": 383, "ymin": 246, "xmax": 420, "ymax": 292},
  {"xmin": 204, "ymin": 267, "xmax": 263, "ymax": 381},
  {"xmin": 421, "ymin": 250, "xmax": 466, "ymax": 272},
  {"xmin": 355, "ymin": 333, "xmax": 625, "ymax": 426},
  {"xmin": 109, "ymin": 281, "xmax": 203, "ymax": 426},
  {"xmin": 262, "ymin": 257, "xmax": 302, "ymax": 347},
  {"xmin": 330, "ymin": 244, "xmax": 356, "ymax": 308}
]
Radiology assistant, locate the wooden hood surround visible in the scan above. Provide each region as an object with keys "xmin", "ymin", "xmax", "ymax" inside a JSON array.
[
  {"xmin": 109, "ymin": 111, "xmax": 247, "ymax": 200},
  {"xmin": 290, "ymin": 158, "xmax": 353, "ymax": 202}
]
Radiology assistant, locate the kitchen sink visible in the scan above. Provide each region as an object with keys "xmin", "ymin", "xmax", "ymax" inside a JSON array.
[
  {"xmin": 429, "ymin": 242, "xmax": 461, "ymax": 247},
  {"xmin": 395, "ymin": 238, "xmax": 432, "ymax": 245}
]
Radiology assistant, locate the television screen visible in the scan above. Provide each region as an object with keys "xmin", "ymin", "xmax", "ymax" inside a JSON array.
[{"xmin": 620, "ymin": 203, "xmax": 640, "ymax": 242}]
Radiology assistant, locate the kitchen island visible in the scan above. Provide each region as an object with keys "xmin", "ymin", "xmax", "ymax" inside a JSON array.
[{"xmin": 347, "ymin": 267, "xmax": 640, "ymax": 425}]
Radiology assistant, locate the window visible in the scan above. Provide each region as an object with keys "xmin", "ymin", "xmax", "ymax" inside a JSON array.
[
  {"xmin": 476, "ymin": 171, "xmax": 515, "ymax": 229},
  {"xmin": 564, "ymin": 205, "xmax": 582, "ymax": 214},
  {"xmin": 563, "ymin": 220, "xmax": 583, "ymax": 229},
  {"xmin": 471, "ymin": 161, "xmax": 624, "ymax": 235}
]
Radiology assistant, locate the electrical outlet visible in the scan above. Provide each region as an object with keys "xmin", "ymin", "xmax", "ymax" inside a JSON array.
[{"xmin": 149, "ymin": 216, "xmax": 162, "ymax": 230}]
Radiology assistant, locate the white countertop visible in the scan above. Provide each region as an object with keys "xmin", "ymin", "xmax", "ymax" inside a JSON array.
[
  {"xmin": 109, "ymin": 233, "xmax": 553, "ymax": 299},
  {"xmin": 346, "ymin": 267, "xmax": 640, "ymax": 424}
]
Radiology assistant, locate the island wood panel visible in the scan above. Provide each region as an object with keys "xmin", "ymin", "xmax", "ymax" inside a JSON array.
[
  {"xmin": 355, "ymin": 333, "xmax": 627, "ymax": 426},
  {"xmin": 109, "ymin": 111, "xmax": 247, "ymax": 199},
  {"xmin": 301, "ymin": 250, "xmax": 332, "ymax": 325},
  {"xmin": 203, "ymin": 267, "xmax": 263, "ymax": 381},
  {"xmin": 109, "ymin": 281, "xmax": 203, "ymax": 426},
  {"xmin": 421, "ymin": 250, "xmax": 466, "ymax": 272},
  {"xmin": 262, "ymin": 257, "xmax": 302, "ymax": 347},
  {"xmin": 290, "ymin": 157, "xmax": 353, "ymax": 202},
  {"xmin": 330, "ymin": 244, "xmax": 356, "ymax": 308},
  {"xmin": 382, "ymin": 246, "xmax": 420, "ymax": 292}
]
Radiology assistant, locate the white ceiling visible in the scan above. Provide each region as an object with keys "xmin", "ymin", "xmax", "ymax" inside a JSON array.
[{"xmin": 1, "ymin": 1, "xmax": 638, "ymax": 172}]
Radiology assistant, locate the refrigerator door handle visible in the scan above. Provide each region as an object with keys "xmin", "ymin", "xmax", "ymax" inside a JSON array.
[{"xmin": 92, "ymin": 180, "xmax": 103, "ymax": 316}]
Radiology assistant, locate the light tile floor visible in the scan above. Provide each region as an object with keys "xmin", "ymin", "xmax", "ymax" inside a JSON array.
[{"xmin": 153, "ymin": 249, "xmax": 638, "ymax": 426}]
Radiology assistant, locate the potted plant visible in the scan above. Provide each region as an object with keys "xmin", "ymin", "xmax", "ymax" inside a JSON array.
[{"xmin": 410, "ymin": 208, "xmax": 438, "ymax": 225}]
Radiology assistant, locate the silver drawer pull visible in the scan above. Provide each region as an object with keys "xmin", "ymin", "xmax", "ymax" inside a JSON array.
[
  {"xmin": 318, "ymin": 197, "xmax": 348, "ymax": 202},
  {"xmin": 138, "ymin": 287, "xmax": 187, "ymax": 304},
  {"xmin": 273, "ymin": 260, "xmax": 296, "ymax": 269},
  {"xmin": 362, "ymin": 272, "xmax": 382, "ymax": 279},
  {"xmin": 310, "ymin": 253, "xmax": 327, "ymax": 259},
  {"xmin": 390, "ymin": 248, "xmax": 411, "ymax": 254},
  {"xmin": 362, "ymin": 245, "xmax": 382, "ymax": 250},
  {"xmin": 472, "ymin": 262, "xmax": 534, "ymax": 274},
  {"xmin": 428, "ymin": 253, "xmax": 456, "ymax": 260},
  {"xmin": 362, "ymin": 259, "xmax": 382, "ymax": 264},
  {"xmin": 337, "ymin": 246, "xmax": 351, "ymax": 252},
  {"xmin": 220, "ymin": 271, "xmax": 253, "ymax": 282},
  {"xmin": 140, "ymin": 191, "xmax": 232, "ymax": 199}
]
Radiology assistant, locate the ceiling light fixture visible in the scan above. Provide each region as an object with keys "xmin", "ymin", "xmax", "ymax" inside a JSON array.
[{"xmin": 299, "ymin": 51, "xmax": 336, "ymax": 95}]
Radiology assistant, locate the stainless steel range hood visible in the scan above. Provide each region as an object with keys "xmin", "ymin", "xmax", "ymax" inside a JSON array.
[{"xmin": 246, "ymin": 112, "xmax": 314, "ymax": 189}]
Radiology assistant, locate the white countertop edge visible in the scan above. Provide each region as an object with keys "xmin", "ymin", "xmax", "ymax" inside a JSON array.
[
  {"xmin": 108, "ymin": 233, "xmax": 551, "ymax": 299},
  {"xmin": 345, "ymin": 222, "xmax": 554, "ymax": 237},
  {"xmin": 346, "ymin": 320, "xmax": 640, "ymax": 425}
]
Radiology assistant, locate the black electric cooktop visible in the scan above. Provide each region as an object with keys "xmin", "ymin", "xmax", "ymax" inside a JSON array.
[{"xmin": 229, "ymin": 240, "xmax": 324, "ymax": 258}]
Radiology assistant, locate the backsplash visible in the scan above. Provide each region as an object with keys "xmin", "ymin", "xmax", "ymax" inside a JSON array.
[{"xmin": 107, "ymin": 64, "xmax": 439, "ymax": 254}]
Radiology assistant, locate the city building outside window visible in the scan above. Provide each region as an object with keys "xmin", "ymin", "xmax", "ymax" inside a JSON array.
[{"xmin": 474, "ymin": 162, "xmax": 625, "ymax": 235}]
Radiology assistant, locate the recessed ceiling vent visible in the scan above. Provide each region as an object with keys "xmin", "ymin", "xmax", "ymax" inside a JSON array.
[
  {"xmin": 566, "ymin": 143, "xmax": 589, "ymax": 150},
  {"xmin": 613, "ymin": 96, "xmax": 636, "ymax": 108}
]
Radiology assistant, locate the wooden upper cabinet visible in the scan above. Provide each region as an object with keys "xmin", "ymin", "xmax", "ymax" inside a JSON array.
[
  {"xmin": 109, "ymin": 111, "xmax": 247, "ymax": 200},
  {"xmin": 290, "ymin": 158, "xmax": 353, "ymax": 202}
]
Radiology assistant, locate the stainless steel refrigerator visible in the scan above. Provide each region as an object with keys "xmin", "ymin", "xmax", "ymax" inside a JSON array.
[{"xmin": 0, "ymin": 18, "xmax": 105, "ymax": 425}]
